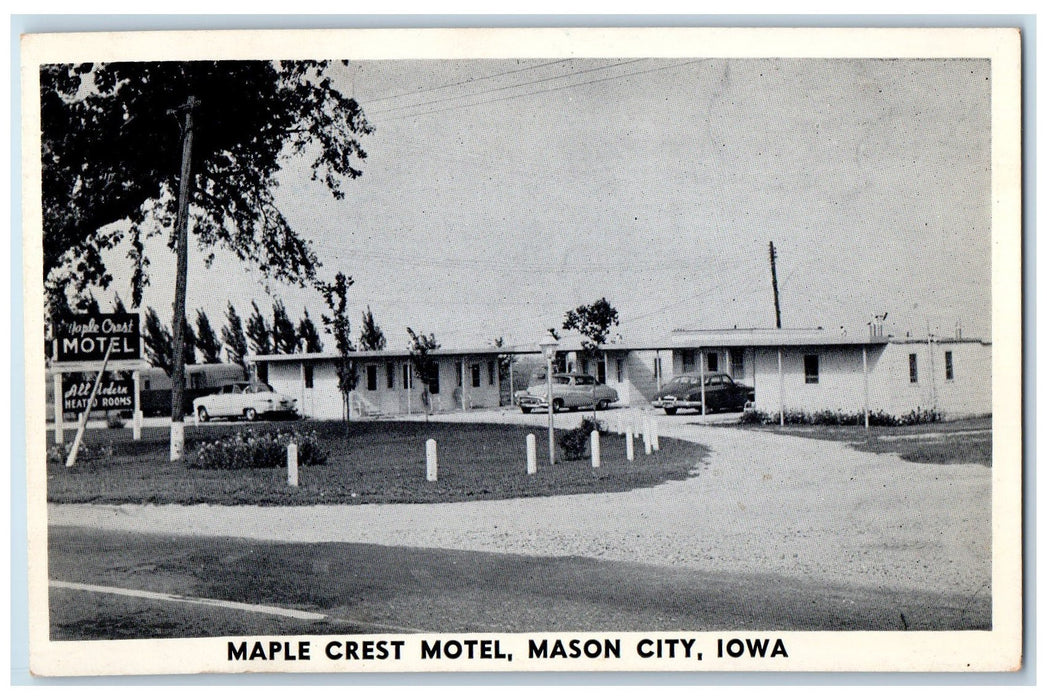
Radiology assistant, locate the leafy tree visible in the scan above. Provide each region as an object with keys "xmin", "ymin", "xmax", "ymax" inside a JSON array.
[
  {"xmin": 143, "ymin": 307, "xmax": 173, "ymax": 375},
  {"xmin": 111, "ymin": 293, "xmax": 128, "ymax": 314},
  {"xmin": 221, "ymin": 302, "xmax": 249, "ymax": 371},
  {"xmin": 358, "ymin": 305, "xmax": 387, "ymax": 351},
  {"xmin": 41, "ymin": 60, "xmax": 372, "ymax": 311},
  {"xmin": 563, "ymin": 297, "xmax": 619, "ymax": 357},
  {"xmin": 563, "ymin": 297, "xmax": 619, "ymax": 417},
  {"xmin": 296, "ymin": 309, "xmax": 324, "ymax": 353},
  {"xmin": 194, "ymin": 308, "xmax": 223, "ymax": 364},
  {"xmin": 246, "ymin": 301, "xmax": 273, "ymax": 356},
  {"xmin": 407, "ymin": 327, "xmax": 440, "ymax": 419},
  {"xmin": 271, "ymin": 299, "xmax": 298, "ymax": 355},
  {"xmin": 320, "ymin": 272, "xmax": 358, "ymax": 425}
]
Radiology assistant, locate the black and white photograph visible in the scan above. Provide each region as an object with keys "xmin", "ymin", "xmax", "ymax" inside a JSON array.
[{"xmin": 21, "ymin": 26, "xmax": 1022, "ymax": 675}]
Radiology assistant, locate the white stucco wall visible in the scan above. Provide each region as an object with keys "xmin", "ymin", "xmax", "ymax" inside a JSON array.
[{"xmin": 262, "ymin": 355, "xmax": 501, "ymax": 420}]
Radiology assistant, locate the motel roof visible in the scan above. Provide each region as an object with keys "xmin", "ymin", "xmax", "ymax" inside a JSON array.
[
  {"xmin": 670, "ymin": 327, "xmax": 889, "ymax": 347},
  {"xmin": 247, "ymin": 346, "xmax": 513, "ymax": 363}
]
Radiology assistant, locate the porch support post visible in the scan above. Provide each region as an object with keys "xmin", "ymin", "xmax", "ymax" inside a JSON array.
[
  {"xmin": 777, "ymin": 346, "xmax": 784, "ymax": 426},
  {"xmin": 863, "ymin": 345, "xmax": 870, "ymax": 431},
  {"xmin": 699, "ymin": 347, "xmax": 706, "ymax": 416}
]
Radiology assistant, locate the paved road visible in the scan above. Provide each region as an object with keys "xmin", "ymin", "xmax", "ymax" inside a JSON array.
[{"xmin": 49, "ymin": 407, "xmax": 991, "ymax": 626}]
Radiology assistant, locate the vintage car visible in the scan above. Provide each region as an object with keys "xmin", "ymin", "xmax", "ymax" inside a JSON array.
[
  {"xmin": 651, "ymin": 373, "xmax": 754, "ymax": 415},
  {"xmin": 517, "ymin": 372, "xmax": 619, "ymax": 413},
  {"xmin": 192, "ymin": 381, "xmax": 298, "ymax": 422}
]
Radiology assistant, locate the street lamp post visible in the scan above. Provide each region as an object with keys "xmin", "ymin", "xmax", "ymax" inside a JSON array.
[{"xmin": 539, "ymin": 333, "xmax": 560, "ymax": 465}]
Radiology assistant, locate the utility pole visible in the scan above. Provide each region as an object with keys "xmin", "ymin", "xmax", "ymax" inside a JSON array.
[
  {"xmin": 769, "ymin": 241, "xmax": 782, "ymax": 329},
  {"xmin": 169, "ymin": 96, "xmax": 197, "ymax": 461}
]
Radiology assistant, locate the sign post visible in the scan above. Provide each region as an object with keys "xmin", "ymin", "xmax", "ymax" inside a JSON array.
[{"xmin": 52, "ymin": 373, "xmax": 64, "ymax": 445}]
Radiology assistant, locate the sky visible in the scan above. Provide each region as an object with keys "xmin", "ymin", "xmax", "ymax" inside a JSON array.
[{"xmin": 98, "ymin": 57, "xmax": 992, "ymax": 352}]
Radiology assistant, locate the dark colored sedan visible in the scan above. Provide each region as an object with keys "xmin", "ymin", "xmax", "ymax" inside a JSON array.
[{"xmin": 651, "ymin": 373, "xmax": 754, "ymax": 415}]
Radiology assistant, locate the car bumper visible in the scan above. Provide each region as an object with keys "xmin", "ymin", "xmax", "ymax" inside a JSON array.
[
  {"xmin": 517, "ymin": 395, "xmax": 549, "ymax": 409},
  {"xmin": 651, "ymin": 398, "xmax": 704, "ymax": 409}
]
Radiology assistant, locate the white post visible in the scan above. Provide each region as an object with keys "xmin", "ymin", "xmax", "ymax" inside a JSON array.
[
  {"xmin": 652, "ymin": 417, "xmax": 660, "ymax": 451},
  {"xmin": 633, "ymin": 410, "xmax": 642, "ymax": 438},
  {"xmin": 590, "ymin": 430, "xmax": 600, "ymax": 468},
  {"xmin": 132, "ymin": 370, "xmax": 142, "ymax": 440},
  {"xmin": 287, "ymin": 443, "xmax": 299, "ymax": 487},
  {"xmin": 53, "ymin": 371, "xmax": 64, "ymax": 445},
  {"xmin": 626, "ymin": 430, "xmax": 635, "ymax": 461},
  {"xmin": 526, "ymin": 433, "xmax": 537, "ymax": 474},
  {"xmin": 426, "ymin": 438, "xmax": 438, "ymax": 481},
  {"xmin": 643, "ymin": 415, "xmax": 652, "ymax": 455}
]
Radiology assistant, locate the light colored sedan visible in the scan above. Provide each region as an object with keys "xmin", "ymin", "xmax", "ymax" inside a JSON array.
[
  {"xmin": 518, "ymin": 373, "xmax": 619, "ymax": 413},
  {"xmin": 193, "ymin": 382, "xmax": 298, "ymax": 422}
]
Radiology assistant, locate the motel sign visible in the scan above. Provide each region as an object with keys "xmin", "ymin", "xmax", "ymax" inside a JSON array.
[{"xmin": 55, "ymin": 313, "xmax": 141, "ymax": 363}]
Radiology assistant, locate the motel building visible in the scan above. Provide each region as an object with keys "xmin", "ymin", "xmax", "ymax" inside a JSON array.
[
  {"xmin": 248, "ymin": 325, "xmax": 990, "ymax": 422},
  {"xmin": 247, "ymin": 347, "xmax": 509, "ymax": 420},
  {"xmin": 595, "ymin": 326, "xmax": 991, "ymax": 419}
]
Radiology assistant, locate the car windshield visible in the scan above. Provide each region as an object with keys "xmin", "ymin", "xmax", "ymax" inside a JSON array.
[
  {"xmin": 667, "ymin": 377, "xmax": 699, "ymax": 388},
  {"xmin": 553, "ymin": 376, "xmax": 571, "ymax": 385}
]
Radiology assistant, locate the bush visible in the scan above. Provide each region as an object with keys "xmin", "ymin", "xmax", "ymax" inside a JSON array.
[
  {"xmin": 106, "ymin": 412, "xmax": 126, "ymax": 429},
  {"xmin": 558, "ymin": 417, "xmax": 606, "ymax": 461},
  {"xmin": 47, "ymin": 440, "xmax": 115, "ymax": 465},
  {"xmin": 739, "ymin": 407, "xmax": 943, "ymax": 427},
  {"xmin": 190, "ymin": 427, "xmax": 327, "ymax": 470}
]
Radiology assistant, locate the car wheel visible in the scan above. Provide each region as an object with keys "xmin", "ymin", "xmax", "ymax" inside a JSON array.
[
  {"xmin": 197, "ymin": 406, "xmax": 209, "ymax": 422},
  {"xmin": 244, "ymin": 407, "xmax": 258, "ymax": 422},
  {"xmin": 663, "ymin": 407, "xmax": 677, "ymax": 415},
  {"xmin": 596, "ymin": 400, "xmax": 610, "ymax": 411},
  {"xmin": 552, "ymin": 398, "xmax": 565, "ymax": 413},
  {"xmin": 520, "ymin": 406, "xmax": 532, "ymax": 414}
]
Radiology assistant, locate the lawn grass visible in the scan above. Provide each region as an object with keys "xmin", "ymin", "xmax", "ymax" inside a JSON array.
[
  {"xmin": 46, "ymin": 420, "xmax": 708, "ymax": 506},
  {"xmin": 733, "ymin": 416, "xmax": 992, "ymax": 467}
]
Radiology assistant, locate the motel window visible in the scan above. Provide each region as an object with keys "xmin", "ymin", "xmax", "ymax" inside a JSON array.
[
  {"xmin": 366, "ymin": 365, "xmax": 377, "ymax": 391},
  {"xmin": 304, "ymin": 364, "xmax": 314, "ymax": 389},
  {"xmin": 471, "ymin": 364, "xmax": 481, "ymax": 388},
  {"xmin": 386, "ymin": 362, "xmax": 394, "ymax": 389},
  {"xmin": 257, "ymin": 364, "xmax": 268, "ymax": 384},
  {"xmin": 616, "ymin": 358, "xmax": 624, "ymax": 383},
  {"xmin": 403, "ymin": 364, "xmax": 412, "ymax": 390},
  {"xmin": 580, "ymin": 358, "xmax": 589, "ymax": 375},
  {"xmin": 429, "ymin": 369, "xmax": 440, "ymax": 394},
  {"xmin": 654, "ymin": 356, "xmax": 663, "ymax": 383},
  {"xmin": 597, "ymin": 359, "xmax": 606, "ymax": 384},
  {"xmin": 456, "ymin": 363, "xmax": 463, "ymax": 387},
  {"xmin": 804, "ymin": 354, "xmax": 819, "ymax": 384},
  {"xmin": 488, "ymin": 360, "xmax": 496, "ymax": 386},
  {"xmin": 730, "ymin": 348, "xmax": 745, "ymax": 378},
  {"xmin": 143, "ymin": 378, "xmax": 151, "ymax": 390},
  {"xmin": 682, "ymin": 350, "xmax": 695, "ymax": 373},
  {"xmin": 909, "ymin": 354, "xmax": 918, "ymax": 383},
  {"xmin": 945, "ymin": 351, "xmax": 954, "ymax": 381},
  {"xmin": 706, "ymin": 352, "xmax": 718, "ymax": 373}
]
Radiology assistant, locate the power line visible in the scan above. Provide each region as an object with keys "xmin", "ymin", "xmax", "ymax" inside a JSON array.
[
  {"xmin": 361, "ymin": 59, "xmax": 573, "ymax": 105},
  {"xmin": 375, "ymin": 59, "xmax": 708, "ymax": 123},
  {"xmin": 366, "ymin": 59, "xmax": 647, "ymax": 118}
]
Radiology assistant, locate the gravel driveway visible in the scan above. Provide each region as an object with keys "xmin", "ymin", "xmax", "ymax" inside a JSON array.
[{"xmin": 48, "ymin": 409, "xmax": 991, "ymax": 601}]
